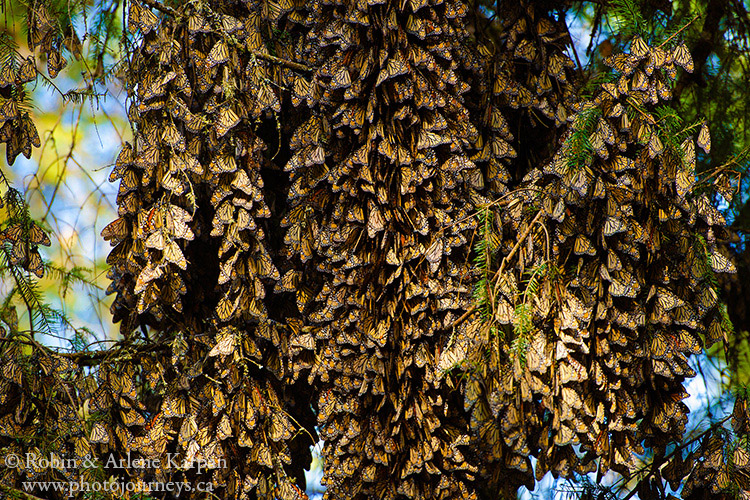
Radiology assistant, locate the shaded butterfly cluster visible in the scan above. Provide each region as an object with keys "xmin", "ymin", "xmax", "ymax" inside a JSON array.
[
  {"xmin": 439, "ymin": 3, "xmax": 590, "ymax": 496},
  {"xmin": 79, "ymin": 0, "xmax": 749, "ymax": 498},
  {"xmin": 440, "ymin": 16, "xmax": 742, "ymax": 498},
  {"xmin": 1, "ymin": 1, "xmax": 71, "ymax": 165},
  {"xmin": 280, "ymin": 0, "xmax": 492, "ymax": 497},
  {"xmin": 0, "ymin": 2, "xmax": 63, "ymax": 278},
  {"xmin": 0, "ymin": 307, "xmax": 99, "ymax": 489},
  {"xmin": 0, "ymin": 210, "xmax": 50, "ymax": 278},
  {"xmin": 1, "ymin": 0, "xmax": 745, "ymax": 499},
  {"xmin": 97, "ymin": 0, "xmax": 315, "ymax": 498}
]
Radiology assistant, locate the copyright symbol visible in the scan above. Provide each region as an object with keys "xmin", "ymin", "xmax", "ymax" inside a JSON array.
[{"xmin": 4, "ymin": 453, "xmax": 20, "ymax": 468}]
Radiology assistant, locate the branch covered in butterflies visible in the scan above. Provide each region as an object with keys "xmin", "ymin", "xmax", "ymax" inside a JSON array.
[
  {"xmin": 250, "ymin": 50, "xmax": 312, "ymax": 73},
  {"xmin": 491, "ymin": 209, "xmax": 545, "ymax": 303},
  {"xmin": 134, "ymin": 0, "xmax": 312, "ymax": 72},
  {"xmin": 0, "ymin": 335, "xmax": 170, "ymax": 366},
  {"xmin": 59, "ymin": 341, "xmax": 171, "ymax": 366},
  {"xmin": 618, "ymin": 413, "xmax": 733, "ymax": 500},
  {"xmin": 450, "ymin": 209, "xmax": 545, "ymax": 330}
]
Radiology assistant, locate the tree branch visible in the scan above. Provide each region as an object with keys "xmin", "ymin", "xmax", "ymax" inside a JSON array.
[
  {"xmin": 673, "ymin": 0, "xmax": 727, "ymax": 98},
  {"xmin": 0, "ymin": 483, "xmax": 50, "ymax": 500},
  {"xmin": 138, "ymin": 0, "xmax": 178, "ymax": 17},
  {"xmin": 250, "ymin": 50, "xmax": 312, "ymax": 73}
]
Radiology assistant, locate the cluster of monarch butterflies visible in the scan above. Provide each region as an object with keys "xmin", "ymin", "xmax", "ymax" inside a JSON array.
[
  {"xmin": 0, "ymin": 216, "xmax": 50, "ymax": 278},
  {"xmin": 25, "ymin": 1, "xmax": 69, "ymax": 78},
  {"xmin": 0, "ymin": 54, "xmax": 40, "ymax": 166},
  {"xmin": 641, "ymin": 394, "xmax": 750, "ymax": 499},
  {"xmin": 437, "ymin": 10, "xmax": 741, "ymax": 498},
  {"xmin": 0, "ymin": 2, "xmax": 73, "ymax": 278},
  {"xmin": 1, "ymin": 0, "xmax": 75, "ymax": 166},
  {"xmin": 280, "ymin": 0, "xmax": 507, "ymax": 497},
  {"xmin": 1, "ymin": 0, "xmax": 743, "ymax": 499},
  {"xmin": 0, "ymin": 306, "xmax": 95, "ymax": 487},
  {"xmin": 98, "ymin": 0, "xmax": 314, "ymax": 498}
]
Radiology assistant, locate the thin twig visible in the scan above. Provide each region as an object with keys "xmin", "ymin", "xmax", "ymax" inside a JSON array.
[
  {"xmin": 657, "ymin": 13, "xmax": 702, "ymax": 49},
  {"xmin": 451, "ymin": 210, "xmax": 545, "ymax": 330},
  {"xmin": 0, "ymin": 335, "xmax": 169, "ymax": 366},
  {"xmin": 494, "ymin": 211, "xmax": 545, "ymax": 284},
  {"xmin": 251, "ymin": 49, "xmax": 312, "ymax": 73},
  {"xmin": 138, "ymin": 0, "xmax": 178, "ymax": 17},
  {"xmin": 450, "ymin": 304, "xmax": 477, "ymax": 330}
]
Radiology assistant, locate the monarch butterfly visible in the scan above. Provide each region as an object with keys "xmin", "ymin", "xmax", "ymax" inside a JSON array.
[
  {"xmin": 596, "ymin": 119, "xmax": 615, "ymax": 146},
  {"xmin": 133, "ymin": 264, "xmax": 161, "ymax": 296},
  {"xmin": 630, "ymin": 35, "xmax": 649, "ymax": 58},
  {"xmin": 205, "ymin": 40, "xmax": 229, "ymax": 69},
  {"xmin": 695, "ymin": 286, "xmax": 718, "ymax": 316},
  {"xmin": 708, "ymin": 248, "xmax": 736, "ymax": 274},
  {"xmin": 291, "ymin": 76, "xmax": 312, "ymax": 108},
  {"xmin": 101, "ymin": 217, "xmax": 129, "ymax": 246},
  {"xmin": 161, "ymin": 123, "xmax": 185, "ymax": 151},
  {"xmin": 128, "ymin": 1, "xmax": 158, "ymax": 35},
  {"xmin": 672, "ymin": 305, "xmax": 698, "ymax": 330},
  {"xmin": 0, "ymin": 96, "xmax": 19, "ymax": 123},
  {"xmin": 514, "ymin": 39, "xmax": 536, "ymax": 62},
  {"xmin": 573, "ymin": 235, "xmax": 596, "ymax": 256},
  {"xmin": 210, "ymin": 386, "xmax": 227, "ymax": 416},
  {"xmin": 569, "ymin": 167, "xmax": 593, "ymax": 196},
  {"xmin": 180, "ymin": 108, "xmax": 205, "ymax": 134},
  {"xmin": 649, "ymin": 46, "xmax": 669, "ymax": 72},
  {"xmin": 697, "ymin": 122, "xmax": 711, "ymax": 154},
  {"xmin": 15, "ymin": 57, "xmax": 37, "ymax": 85},
  {"xmin": 215, "ymin": 106, "xmax": 240, "ymax": 138},
  {"xmin": 165, "ymin": 204, "xmax": 194, "ymax": 241},
  {"xmin": 216, "ymin": 292, "xmax": 240, "ymax": 321},
  {"xmin": 602, "ymin": 217, "xmax": 627, "ymax": 237},
  {"xmin": 120, "ymin": 407, "xmax": 146, "ymax": 427},
  {"xmin": 210, "ymin": 154, "xmax": 237, "ymax": 174},
  {"xmin": 607, "ymin": 102, "xmax": 624, "ymax": 120},
  {"xmin": 171, "ymin": 152, "xmax": 203, "ymax": 176},
  {"xmin": 25, "ymin": 247, "xmax": 44, "ymax": 277},
  {"xmin": 648, "ymin": 134, "xmax": 663, "ymax": 158},
  {"xmin": 656, "ymin": 288, "xmax": 684, "ymax": 311},
  {"xmin": 704, "ymin": 314, "xmax": 725, "ymax": 347},
  {"xmin": 654, "ymin": 76, "xmax": 671, "ymax": 101},
  {"xmin": 86, "ymin": 422, "xmax": 108, "ymax": 445},
  {"xmin": 405, "ymin": 15, "xmax": 429, "ymax": 39},
  {"xmin": 700, "ymin": 435, "xmax": 725, "ymax": 471},
  {"xmin": 693, "ymin": 194, "xmax": 725, "ymax": 225},
  {"xmin": 109, "ymin": 143, "xmax": 134, "ymax": 182},
  {"xmin": 0, "ymin": 61, "xmax": 15, "ymax": 88},
  {"xmin": 673, "ymin": 43, "xmax": 693, "ymax": 73},
  {"xmin": 590, "ymin": 130, "xmax": 608, "ymax": 159},
  {"xmin": 605, "ymin": 54, "xmax": 637, "ymax": 76},
  {"xmin": 674, "ymin": 329, "xmax": 702, "ymax": 355},
  {"xmin": 649, "ymin": 332, "xmax": 671, "ymax": 359},
  {"xmin": 187, "ymin": 12, "xmax": 210, "ymax": 34},
  {"xmin": 674, "ymin": 168, "xmax": 694, "ymax": 198},
  {"xmin": 558, "ymin": 358, "xmax": 588, "ymax": 384},
  {"xmin": 630, "ymin": 70, "xmax": 648, "ymax": 92},
  {"xmin": 367, "ymin": 202, "xmax": 386, "ymax": 238},
  {"xmin": 163, "ymin": 240, "xmax": 187, "ymax": 269},
  {"xmin": 134, "ymin": 144, "xmax": 159, "ymax": 170},
  {"xmin": 47, "ymin": 49, "xmax": 66, "ymax": 78},
  {"xmin": 375, "ymin": 55, "xmax": 409, "ymax": 87}
]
